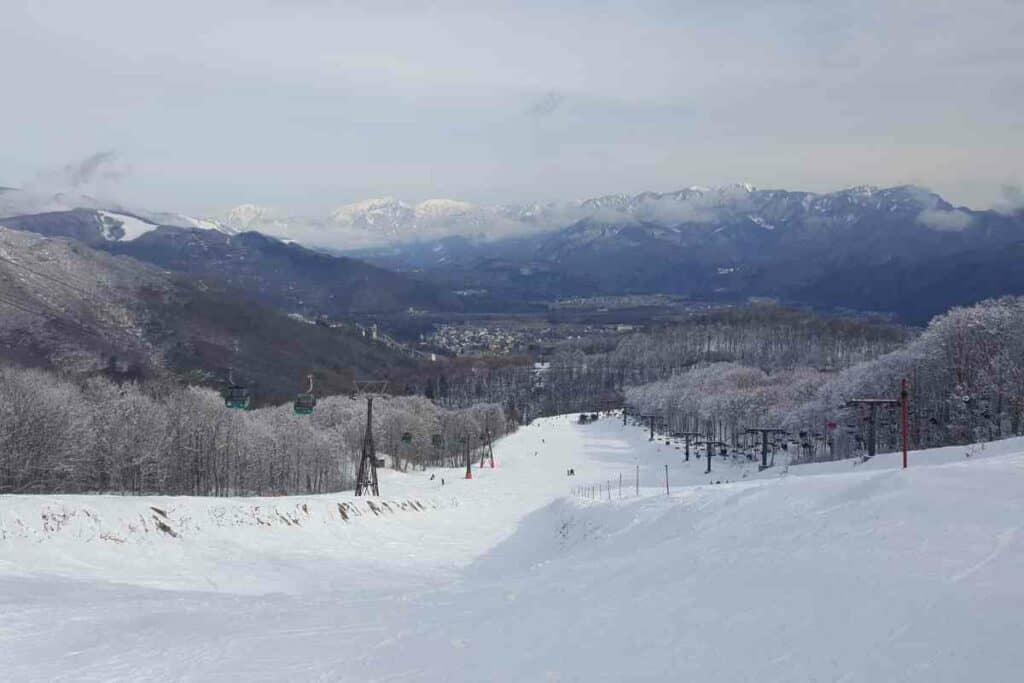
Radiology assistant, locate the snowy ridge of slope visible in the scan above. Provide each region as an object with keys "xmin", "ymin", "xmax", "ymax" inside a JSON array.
[
  {"xmin": 0, "ymin": 483, "xmax": 463, "ymax": 594},
  {"xmin": 432, "ymin": 451, "xmax": 1024, "ymax": 682},
  {"xmin": 0, "ymin": 491, "xmax": 449, "ymax": 546}
]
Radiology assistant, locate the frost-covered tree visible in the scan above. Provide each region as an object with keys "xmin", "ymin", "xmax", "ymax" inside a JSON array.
[{"xmin": 0, "ymin": 366, "xmax": 511, "ymax": 495}]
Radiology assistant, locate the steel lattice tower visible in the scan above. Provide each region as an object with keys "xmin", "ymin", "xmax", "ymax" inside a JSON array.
[{"xmin": 354, "ymin": 380, "xmax": 388, "ymax": 496}]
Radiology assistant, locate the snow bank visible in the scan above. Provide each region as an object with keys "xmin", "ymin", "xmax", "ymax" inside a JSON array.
[
  {"xmin": 396, "ymin": 453, "xmax": 1024, "ymax": 682},
  {"xmin": 2, "ymin": 491, "xmax": 444, "ymax": 544},
  {"xmin": 0, "ymin": 488, "xmax": 455, "ymax": 594},
  {"xmin": 0, "ymin": 492, "xmax": 444, "ymax": 546}
]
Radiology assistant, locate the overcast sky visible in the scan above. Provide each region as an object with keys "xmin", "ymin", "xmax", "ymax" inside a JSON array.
[{"xmin": 2, "ymin": 0, "xmax": 1022, "ymax": 215}]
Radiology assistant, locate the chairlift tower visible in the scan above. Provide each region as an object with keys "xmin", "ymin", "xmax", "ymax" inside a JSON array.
[
  {"xmin": 479, "ymin": 426, "xmax": 495, "ymax": 468},
  {"xmin": 462, "ymin": 435, "xmax": 473, "ymax": 479},
  {"xmin": 697, "ymin": 440, "xmax": 728, "ymax": 475},
  {"xmin": 746, "ymin": 428, "xmax": 788, "ymax": 471},
  {"xmin": 354, "ymin": 380, "xmax": 389, "ymax": 497},
  {"xmin": 672, "ymin": 431, "xmax": 702, "ymax": 462},
  {"xmin": 641, "ymin": 414, "xmax": 660, "ymax": 441},
  {"xmin": 847, "ymin": 379, "xmax": 910, "ymax": 466}
]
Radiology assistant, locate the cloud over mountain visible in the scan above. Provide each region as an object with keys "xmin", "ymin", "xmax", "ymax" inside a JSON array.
[{"xmin": 916, "ymin": 208, "xmax": 973, "ymax": 232}]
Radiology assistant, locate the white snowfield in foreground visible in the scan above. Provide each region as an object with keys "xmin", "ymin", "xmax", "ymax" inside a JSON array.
[{"xmin": 2, "ymin": 415, "xmax": 1023, "ymax": 682}]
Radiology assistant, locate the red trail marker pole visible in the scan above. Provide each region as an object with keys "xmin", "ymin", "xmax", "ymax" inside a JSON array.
[{"xmin": 665, "ymin": 464, "xmax": 669, "ymax": 496}]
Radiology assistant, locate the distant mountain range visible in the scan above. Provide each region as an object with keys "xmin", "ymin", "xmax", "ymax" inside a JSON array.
[
  {"xmin": 346, "ymin": 185, "xmax": 1024, "ymax": 323},
  {"xmin": 3, "ymin": 183, "xmax": 1024, "ymax": 324},
  {"xmin": 214, "ymin": 183, "xmax": 1024, "ymax": 257}
]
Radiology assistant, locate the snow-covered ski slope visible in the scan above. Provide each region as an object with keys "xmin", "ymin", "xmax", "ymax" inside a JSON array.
[{"xmin": 2, "ymin": 414, "xmax": 1023, "ymax": 682}]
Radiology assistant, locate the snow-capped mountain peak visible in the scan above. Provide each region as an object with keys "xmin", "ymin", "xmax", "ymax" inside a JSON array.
[
  {"xmin": 226, "ymin": 204, "xmax": 272, "ymax": 232},
  {"xmin": 414, "ymin": 198, "xmax": 474, "ymax": 219}
]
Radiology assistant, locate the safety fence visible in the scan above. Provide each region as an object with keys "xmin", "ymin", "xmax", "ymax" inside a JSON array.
[{"xmin": 571, "ymin": 463, "xmax": 675, "ymax": 500}]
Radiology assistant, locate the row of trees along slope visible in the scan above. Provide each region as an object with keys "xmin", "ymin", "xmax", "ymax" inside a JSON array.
[{"xmin": 0, "ymin": 365, "xmax": 507, "ymax": 496}]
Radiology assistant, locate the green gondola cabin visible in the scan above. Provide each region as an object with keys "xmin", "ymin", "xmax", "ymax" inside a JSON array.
[
  {"xmin": 294, "ymin": 393, "xmax": 316, "ymax": 415},
  {"xmin": 224, "ymin": 385, "xmax": 251, "ymax": 410},
  {"xmin": 293, "ymin": 374, "xmax": 316, "ymax": 415}
]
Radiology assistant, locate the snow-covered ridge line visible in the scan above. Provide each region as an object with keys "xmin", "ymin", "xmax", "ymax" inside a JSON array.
[{"xmin": 0, "ymin": 493, "xmax": 455, "ymax": 545}]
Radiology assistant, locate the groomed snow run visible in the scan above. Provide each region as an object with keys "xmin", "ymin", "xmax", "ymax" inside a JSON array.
[{"xmin": 2, "ymin": 414, "xmax": 1023, "ymax": 681}]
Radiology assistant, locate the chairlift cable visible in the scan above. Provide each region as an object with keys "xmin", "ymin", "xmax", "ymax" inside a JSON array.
[
  {"xmin": 0, "ymin": 293, "xmax": 109, "ymax": 342},
  {"xmin": 0, "ymin": 254, "xmax": 101, "ymax": 300}
]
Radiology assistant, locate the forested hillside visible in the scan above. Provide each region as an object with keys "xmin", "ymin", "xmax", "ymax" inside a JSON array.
[
  {"xmin": 426, "ymin": 299, "xmax": 1024, "ymax": 465},
  {"xmin": 428, "ymin": 306, "xmax": 912, "ymax": 420},
  {"xmin": 0, "ymin": 227, "xmax": 418, "ymax": 403}
]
